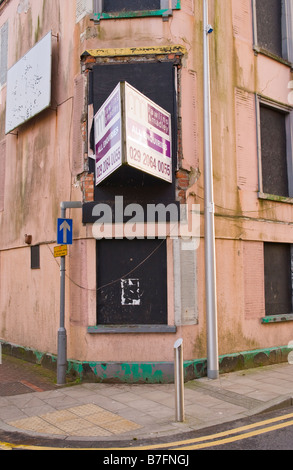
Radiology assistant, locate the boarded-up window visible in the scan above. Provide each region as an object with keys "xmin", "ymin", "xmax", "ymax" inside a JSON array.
[
  {"xmin": 255, "ymin": 0, "xmax": 283, "ymax": 57},
  {"xmin": 260, "ymin": 104, "xmax": 289, "ymax": 197},
  {"xmin": 264, "ymin": 243, "xmax": 293, "ymax": 315},
  {"xmin": 254, "ymin": 0, "xmax": 293, "ymax": 61},
  {"xmin": 104, "ymin": 0, "xmax": 161, "ymax": 12},
  {"xmin": 93, "ymin": 0, "xmax": 181, "ymax": 20},
  {"xmin": 31, "ymin": 245, "xmax": 40, "ymax": 270},
  {"xmin": 86, "ymin": 61, "xmax": 177, "ymax": 212},
  {"xmin": 104, "ymin": 0, "xmax": 161, "ymax": 11},
  {"xmin": 96, "ymin": 238, "xmax": 167, "ymax": 325},
  {"xmin": 0, "ymin": 21, "xmax": 8, "ymax": 87}
]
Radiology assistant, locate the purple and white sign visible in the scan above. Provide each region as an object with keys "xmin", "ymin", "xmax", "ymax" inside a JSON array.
[
  {"xmin": 94, "ymin": 82, "xmax": 172, "ymax": 185},
  {"xmin": 94, "ymin": 84, "xmax": 122, "ymax": 185},
  {"xmin": 125, "ymin": 83, "xmax": 172, "ymax": 183}
]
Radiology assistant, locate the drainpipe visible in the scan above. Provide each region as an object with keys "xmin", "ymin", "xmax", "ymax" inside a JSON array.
[
  {"xmin": 57, "ymin": 201, "xmax": 82, "ymax": 386},
  {"xmin": 203, "ymin": 0, "xmax": 219, "ymax": 379}
]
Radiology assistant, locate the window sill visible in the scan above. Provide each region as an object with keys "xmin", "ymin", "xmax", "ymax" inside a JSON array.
[
  {"xmin": 253, "ymin": 46, "xmax": 293, "ymax": 69},
  {"xmin": 91, "ymin": 10, "xmax": 172, "ymax": 23},
  {"xmin": 90, "ymin": 1, "xmax": 181, "ymax": 23},
  {"xmin": 88, "ymin": 325, "xmax": 177, "ymax": 334},
  {"xmin": 258, "ymin": 192, "xmax": 293, "ymax": 204},
  {"xmin": 261, "ymin": 314, "xmax": 293, "ymax": 324}
]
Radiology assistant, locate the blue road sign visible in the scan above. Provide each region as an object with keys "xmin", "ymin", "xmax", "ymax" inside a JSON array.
[{"xmin": 57, "ymin": 218, "xmax": 73, "ymax": 245}]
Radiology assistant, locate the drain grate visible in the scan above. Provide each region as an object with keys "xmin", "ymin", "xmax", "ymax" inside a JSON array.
[{"xmin": 0, "ymin": 382, "xmax": 35, "ymax": 396}]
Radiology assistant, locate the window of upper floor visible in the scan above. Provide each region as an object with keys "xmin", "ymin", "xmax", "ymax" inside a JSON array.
[
  {"xmin": 256, "ymin": 95, "xmax": 293, "ymax": 202},
  {"xmin": 76, "ymin": 0, "xmax": 181, "ymax": 24},
  {"xmin": 91, "ymin": 0, "xmax": 181, "ymax": 22},
  {"xmin": 75, "ymin": 0, "xmax": 181, "ymax": 23},
  {"xmin": 253, "ymin": 0, "xmax": 293, "ymax": 64}
]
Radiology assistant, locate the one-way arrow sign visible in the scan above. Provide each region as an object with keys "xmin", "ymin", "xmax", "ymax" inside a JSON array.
[{"xmin": 57, "ymin": 218, "xmax": 73, "ymax": 245}]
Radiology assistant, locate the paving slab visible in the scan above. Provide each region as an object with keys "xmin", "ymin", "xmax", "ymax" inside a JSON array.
[{"xmin": 1, "ymin": 355, "xmax": 293, "ymax": 445}]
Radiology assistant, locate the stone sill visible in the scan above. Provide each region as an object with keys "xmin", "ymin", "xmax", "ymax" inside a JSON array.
[
  {"xmin": 253, "ymin": 46, "xmax": 293, "ymax": 69},
  {"xmin": 261, "ymin": 314, "xmax": 293, "ymax": 324},
  {"xmin": 88, "ymin": 325, "xmax": 177, "ymax": 334},
  {"xmin": 258, "ymin": 192, "xmax": 293, "ymax": 204},
  {"xmin": 90, "ymin": 2, "xmax": 181, "ymax": 23}
]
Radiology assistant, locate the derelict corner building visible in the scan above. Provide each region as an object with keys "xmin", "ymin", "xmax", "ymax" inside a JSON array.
[{"xmin": 0, "ymin": 0, "xmax": 293, "ymax": 383}]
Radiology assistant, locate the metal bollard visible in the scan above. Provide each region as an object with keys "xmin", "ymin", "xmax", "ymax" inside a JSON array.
[{"xmin": 174, "ymin": 338, "xmax": 185, "ymax": 422}]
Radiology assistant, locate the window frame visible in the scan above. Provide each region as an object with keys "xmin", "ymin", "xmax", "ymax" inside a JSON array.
[
  {"xmin": 263, "ymin": 242, "xmax": 293, "ymax": 318},
  {"xmin": 256, "ymin": 94, "xmax": 293, "ymax": 202},
  {"xmin": 92, "ymin": 0, "xmax": 181, "ymax": 22},
  {"xmin": 252, "ymin": 0, "xmax": 293, "ymax": 64}
]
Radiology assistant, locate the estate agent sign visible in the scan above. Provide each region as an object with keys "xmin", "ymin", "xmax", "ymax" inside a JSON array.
[{"xmin": 94, "ymin": 82, "xmax": 172, "ymax": 185}]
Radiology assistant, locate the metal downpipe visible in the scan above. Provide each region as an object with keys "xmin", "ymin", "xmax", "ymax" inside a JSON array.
[{"xmin": 203, "ymin": 0, "xmax": 219, "ymax": 379}]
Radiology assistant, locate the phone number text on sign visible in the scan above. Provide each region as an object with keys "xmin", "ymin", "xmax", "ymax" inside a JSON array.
[
  {"xmin": 128, "ymin": 146, "xmax": 171, "ymax": 178},
  {"xmin": 126, "ymin": 118, "xmax": 172, "ymax": 182},
  {"xmin": 94, "ymin": 83, "xmax": 123, "ymax": 186},
  {"xmin": 95, "ymin": 118, "xmax": 122, "ymax": 184},
  {"xmin": 96, "ymin": 147, "xmax": 121, "ymax": 180}
]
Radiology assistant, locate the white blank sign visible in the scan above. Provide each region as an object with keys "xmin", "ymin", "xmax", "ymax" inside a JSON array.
[{"xmin": 5, "ymin": 31, "xmax": 52, "ymax": 134}]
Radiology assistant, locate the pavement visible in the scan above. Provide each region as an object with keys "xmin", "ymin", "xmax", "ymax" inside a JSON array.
[{"xmin": 1, "ymin": 353, "xmax": 293, "ymax": 449}]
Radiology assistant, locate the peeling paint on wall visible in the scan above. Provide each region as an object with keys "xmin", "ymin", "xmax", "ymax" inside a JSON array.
[
  {"xmin": 17, "ymin": 0, "xmax": 31, "ymax": 14},
  {"xmin": 121, "ymin": 279, "xmax": 141, "ymax": 306}
]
